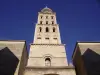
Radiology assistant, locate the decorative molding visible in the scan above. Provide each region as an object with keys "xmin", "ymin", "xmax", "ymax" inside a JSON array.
[
  {"xmin": 30, "ymin": 44, "xmax": 66, "ymax": 46},
  {"xmin": 25, "ymin": 66, "xmax": 75, "ymax": 69},
  {"xmin": 43, "ymin": 54, "xmax": 53, "ymax": 59},
  {"xmin": 29, "ymin": 57, "xmax": 67, "ymax": 58}
]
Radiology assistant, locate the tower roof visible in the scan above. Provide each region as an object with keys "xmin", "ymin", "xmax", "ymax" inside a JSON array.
[{"xmin": 41, "ymin": 6, "xmax": 53, "ymax": 14}]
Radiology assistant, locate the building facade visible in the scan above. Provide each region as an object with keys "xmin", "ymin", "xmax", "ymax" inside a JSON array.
[
  {"xmin": 0, "ymin": 40, "xmax": 28, "ymax": 75},
  {"xmin": 24, "ymin": 7, "xmax": 76, "ymax": 75},
  {"xmin": 72, "ymin": 42, "xmax": 100, "ymax": 75}
]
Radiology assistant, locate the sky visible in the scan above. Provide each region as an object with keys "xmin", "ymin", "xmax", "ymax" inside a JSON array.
[{"xmin": 0, "ymin": 0, "xmax": 100, "ymax": 62}]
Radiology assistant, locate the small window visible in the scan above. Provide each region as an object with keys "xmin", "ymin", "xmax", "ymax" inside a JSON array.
[
  {"xmin": 39, "ymin": 27, "xmax": 42, "ymax": 32},
  {"xmin": 51, "ymin": 16, "xmax": 53, "ymax": 19},
  {"xmin": 45, "ymin": 38, "xmax": 49, "ymax": 40},
  {"xmin": 40, "ymin": 21, "xmax": 42, "ymax": 24},
  {"xmin": 45, "ymin": 58, "xmax": 51, "ymax": 66},
  {"xmin": 46, "ymin": 21, "xmax": 48, "ymax": 24},
  {"xmin": 37, "ymin": 37, "xmax": 41, "ymax": 39},
  {"xmin": 53, "ymin": 38, "xmax": 57, "ymax": 40},
  {"xmin": 41, "ymin": 16, "xmax": 43, "ymax": 19},
  {"xmin": 46, "ymin": 27, "xmax": 49, "ymax": 32},
  {"xmin": 53, "ymin": 27, "xmax": 55, "ymax": 32},
  {"xmin": 52, "ymin": 21, "xmax": 54, "ymax": 24},
  {"xmin": 46, "ymin": 16, "xmax": 48, "ymax": 19}
]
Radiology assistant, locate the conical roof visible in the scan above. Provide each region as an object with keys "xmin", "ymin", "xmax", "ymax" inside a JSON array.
[{"xmin": 41, "ymin": 6, "xmax": 53, "ymax": 13}]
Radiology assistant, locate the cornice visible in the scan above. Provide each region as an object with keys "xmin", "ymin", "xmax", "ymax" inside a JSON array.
[
  {"xmin": 30, "ymin": 44, "xmax": 66, "ymax": 46},
  {"xmin": 25, "ymin": 66, "xmax": 75, "ymax": 69}
]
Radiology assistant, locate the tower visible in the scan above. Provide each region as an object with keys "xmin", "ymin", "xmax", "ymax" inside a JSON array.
[
  {"xmin": 24, "ymin": 7, "xmax": 76, "ymax": 75},
  {"xmin": 34, "ymin": 6, "xmax": 61, "ymax": 44}
]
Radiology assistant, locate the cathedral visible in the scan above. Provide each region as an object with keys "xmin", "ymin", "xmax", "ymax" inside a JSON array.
[
  {"xmin": 0, "ymin": 7, "xmax": 100, "ymax": 75},
  {"xmin": 24, "ymin": 7, "xmax": 76, "ymax": 75}
]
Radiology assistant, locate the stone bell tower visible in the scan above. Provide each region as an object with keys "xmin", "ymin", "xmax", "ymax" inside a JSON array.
[
  {"xmin": 34, "ymin": 6, "xmax": 61, "ymax": 44},
  {"xmin": 24, "ymin": 7, "xmax": 76, "ymax": 75}
]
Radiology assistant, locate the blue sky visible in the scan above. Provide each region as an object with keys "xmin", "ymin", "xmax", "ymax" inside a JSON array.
[{"xmin": 0, "ymin": 0, "xmax": 100, "ymax": 62}]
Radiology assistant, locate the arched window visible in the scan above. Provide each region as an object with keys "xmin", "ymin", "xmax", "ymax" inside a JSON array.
[
  {"xmin": 45, "ymin": 58, "xmax": 51, "ymax": 66},
  {"xmin": 39, "ymin": 27, "xmax": 42, "ymax": 32},
  {"xmin": 46, "ymin": 21, "xmax": 48, "ymax": 24},
  {"xmin": 51, "ymin": 16, "xmax": 53, "ymax": 19},
  {"xmin": 46, "ymin": 16, "xmax": 48, "ymax": 19},
  {"xmin": 40, "ymin": 21, "xmax": 42, "ymax": 24},
  {"xmin": 46, "ymin": 27, "xmax": 49, "ymax": 32},
  {"xmin": 40, "ymin": 16, "xmax": 43, "ymax": 19},
  {"xmin": 52, "ymin": 21, "xmax": 54, "ymax": 24},
  {"xmin": 53, "ymin": 27, "xmax": 55, "ymax": 32}
]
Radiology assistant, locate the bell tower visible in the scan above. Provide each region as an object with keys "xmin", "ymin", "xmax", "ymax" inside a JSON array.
[
  {"xmin": 34, "ymin": 6, "xmax": 61, "ymax": 44},
  {"xmin": 24, "ymin": 7, "xmax": 76, "ymax": 75},
  {"xmin": 27, "ymin": 7, "xmax": 68, "ymax": 67}
]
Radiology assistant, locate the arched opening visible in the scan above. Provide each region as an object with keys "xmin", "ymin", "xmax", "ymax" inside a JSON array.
[
  {"xmin": 46, "ymin": 21, "xmax": 48, "ymax": 24},
  {"xmin": 52, "ymin": 21, "xmax": 54, "ymax": 24},
  {"xmin": 51, "ymin": 16, "xmax": 54, "ymax": 19},
  {"xmin": 40, "ymin": 16, "xmax": 43, "ymax": 19},
  {"xmin": 46, "ymin": 27, "xmax": 49, "ymax": 32},
  {"xmin": 46, "ymin": 16, "xmax": 48, "ymax": 19},
  {"xmin": 39, "ymin": 27, "xmax": 42, "ymax": 32},
  {"xmin": 40, "ymin": 21, "xmax": 42, "ymax": 24},
  {"xmin": 53, "ymin": 27, "xmax": 55, "ymax": 32},
  {"xmin": 45, "ymin": 58, "xmax": 51, "ymax": 66}
]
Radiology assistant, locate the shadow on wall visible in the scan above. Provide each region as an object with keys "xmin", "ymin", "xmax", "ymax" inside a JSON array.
[
  {"xmin": 0, "ymin": 47, "xmax": 19, "ymax": 75},
  {"xmin": 82, "ymin": 48, "xmax": 100, "ymax": 75}
]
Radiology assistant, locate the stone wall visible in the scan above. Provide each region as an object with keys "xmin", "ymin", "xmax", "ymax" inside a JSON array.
[
  {"xmin": 0, "ymin": 40, "xmax": 28, "ymax": 75},
  {"xmin": 72, "ymin": 42, "xmax": 100, "ymax": 75},
  {"xmin": 72, "ymin": 45, "xmax": 87, "ymax": 75},
  {"xmin": 24, "ymin": 67, "xmax": 76, "ymax": 75},
  {"xmin": 27, "ymin": 44, "xmax": 68, "ymax": 67}
]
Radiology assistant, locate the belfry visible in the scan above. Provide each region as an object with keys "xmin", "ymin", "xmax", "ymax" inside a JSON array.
[{"xmin": 24, "ymin": 7, "xmax": 76, "ymax": 75}]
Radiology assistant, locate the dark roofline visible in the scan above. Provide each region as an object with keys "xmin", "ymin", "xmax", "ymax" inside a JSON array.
[
  {"xmin": 0, "ymin": 39, "xmax": 28, "ymax": 54},
  {"xmin": 76, "ymin": 41, "xmax": 100, "ymax": 43},
  {"xmin": 72, "ymin": 41, "xmax": 100, "ymax": 60},
  {"xmin": 72, "ymin": 42, "xmax": 78, "ymax": 60},
  {"xmin": 0, "ymin": 40, "xmax": 26, "ymax": 42}
]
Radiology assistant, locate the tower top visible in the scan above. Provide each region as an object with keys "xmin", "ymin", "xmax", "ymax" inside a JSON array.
[
  {"xmin": 40, "ymin": 7, "xmax": 54, "ymax": 14},
  {"xmin": 34, "ymin": 7, "xmax": 61, "ymax": 44}
]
